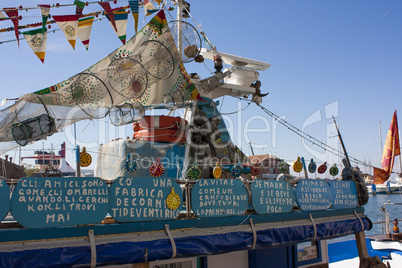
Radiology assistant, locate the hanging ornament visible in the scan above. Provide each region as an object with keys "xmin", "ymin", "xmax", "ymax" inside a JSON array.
[
  {"xmin": 80, "ymin": 146, "xmax": 92, "ymax": 167},
  {"xmin": 150, "ymin": 158, "xmax": 164, "ymax": 177},
  {"xmin": 166, "ymin": 187, "xmax": 181, "ymax": 210},
  {"xmin": 279, "ymin": 160, "xmax": 288, "ymax": 173},
  {"xmin": 308, "ymin": 159, "xmax": 317, "ymax": 173},
  {"xmin": 187, "ymin": 162, "xmax": 201, "ymax": 180},
  {"xmin": 330, "ymin": 163, "xmax": 339, "ymax": 176},
  {"xmin": 230, "ymin": 161, "xmax": 243, "ymax": 178},
  {"xmin": 250, "ymin": 161, "xmax": 260, "ymax": 176},
  {"xmin": 213, "ymin": 162, "xmax": 222, "ymax": 179},
  {"xmin": 317, "ymin": 162, "xmax": 327, "ymax": 174},
  {"xmin": 124, "ymin": 154, "xmax": 138, "ymax": 173},
  {"xmin": 293, "ymin": 157, "xmax": 303, "ymax": 173}
]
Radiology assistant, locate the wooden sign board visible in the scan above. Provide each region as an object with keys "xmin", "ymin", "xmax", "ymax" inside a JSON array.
[
  {"xmin": 0, "ymin": 180, "xmax": 10, "ymax": 221},
  {"xmin": 109, "ymin": 177, "xmax": 183, "ymax": 222},
  {"xmin": 191, "ymin": 179, "xmax": 248, "ymax": 217},
  {"xmin": 10, "ymin": 177, "xmax": 109, "ymax": 228},
  {"xmin": 295, "ymin": 179, "xmax": 333, "ymax": 211},
  {"xmin": 329, "ymin": 181, "xmax": 358, "ymax": 209},
  {"xmin": 251, "ymin": 180, "xmax": 295, "ymax": 214}
]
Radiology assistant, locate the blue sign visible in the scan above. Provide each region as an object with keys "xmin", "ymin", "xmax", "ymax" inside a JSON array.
[
  {"xmin": 0, "ymin": 180, "xmax": 10, "ymax": 221},
  {"xmin": 295, "ymin": 179, "xmax": 333, "ymax": 211},
  {"xmin": 251, "ymin": 180, "xmax": 295, "ymax": 214},
  {"xmin": 109, "ymin": 177, "xmax": 183, "ymax": 222},
  {"xmin": 10, "ymin": 177, "xmax": 109, "ymax": 228},
  {"xmin": 191, "ymin": 179, "xmax": 248, "ymax": 217},
  {"xmin": 329, "ymin": 181, "xmax": 358, "ymax": 209}
]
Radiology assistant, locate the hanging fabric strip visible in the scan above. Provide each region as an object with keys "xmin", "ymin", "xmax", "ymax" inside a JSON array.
[
  {"xmin": 99, "ymin": 2, "xmax": 117, "ymax": 32},
  {"xmin": 77, "ymin": 16, "xmax": 94, "ymax": 51},
  {"xmin": 74, "ymin": 0, "xmax": 86, "ymax": 16},
  {"xmin": 53, "ymin": 15, "xmax": 79, "ymax": 49},
  {"xmin": 106, "ymin": 9, "xmax": 128, "ymax": 44},
  {"xmin": 3, "ymin": 8, "xmax": 19, "ymax": 48},
  {"xmin": 37, "ymin": 4, "xmax": 50, "ymax": 32},
  {"xmin": 22, "ymin": 28, "xmax": 48, "ymax": 63},
  {"xmin": 128, "ymin": 0, "xmax": 139, "ymax": 33}
]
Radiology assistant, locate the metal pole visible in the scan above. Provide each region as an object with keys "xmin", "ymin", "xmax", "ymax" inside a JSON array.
[
  {"xmin": 76, "ymin": 145, "xmax": 81, "ymax": 177},
  {"xmin": 379, "ymin": 121, "xmax": 383, "ymax": 163}
]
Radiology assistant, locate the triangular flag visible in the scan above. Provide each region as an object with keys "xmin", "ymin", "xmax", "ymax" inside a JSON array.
[
  {"xmin": 77, "ymin": 16, "xmax": 94, "ymax": 51},
  {"xmin": 53, "ymin": 15, "xmax": 79, "ymax": 49},
  {"xmin": 155, "ymin": 0, "xmax": 162, "ymax": 5},
  {"xmin": 106, "ymin": 9, "xmax": 128, "ymax": 45},
  {"xmin": 128, "ymin": 0, "xmax": 139, "ymax": 33},
  {"xmin": 23, "ymin": 28, "xmax": 48, "ymax": 63},
  {"xmin": 37, "ymin": 4, "xmax": 50, "ymax": 32},
  {"xmin": 3, "ymin": 8, "xmax": 19, "ymax": 48},
  {"xmin": 0, "ymin": 11, "xmax": 7, "ymax": 20},
  {"xmin": 143, "ymin": 0, "xmax": 158, "ymax": 16},
  {"xmin": 98, "ymin": 2, "xmax": 117, "ymax": 32},
  {"xmin": 74, "ymin": 0, "xmax": 85, "ymax": 16}
]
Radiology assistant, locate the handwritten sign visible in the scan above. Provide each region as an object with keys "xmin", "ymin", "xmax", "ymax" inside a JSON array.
[
  {"xmin": 251, "ymin": 180, "xmax": 295, "ymax": 214},
  {"xmin": 295, "ymin": 179, "xmax": 333, "ymax": 211},
  {"xmin": 329, "ymin": 181, "xmax": 358, "ymax": 209},
  {"xmin": 0, "ymin": 180, "xmax": 10, "ymax": 221},
  {"xmin": 10, "ymin": 177, "xmax": 109, "ymax": 228},
  {"xmin": 191, "ymin": 179, "xmax": 248, "ymax": 217},
  {"xmin": 109, "ymin": 177, "xmax": 183, "ymax": 222}
]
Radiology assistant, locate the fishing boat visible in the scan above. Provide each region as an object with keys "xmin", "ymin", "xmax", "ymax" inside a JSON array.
[{"xmin": 0, "ymin": 1, "xmax": 385, "ymax": 267}]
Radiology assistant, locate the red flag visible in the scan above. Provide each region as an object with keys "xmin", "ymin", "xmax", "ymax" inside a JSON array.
[
  {"xmin": 373, "ymin": 167, "xmax": 389, "ymax": 185},
  {"xmin": 99, "ymin": 2, "xmax": 117, "ymax": 32},
  {"xmin": 4, "ymin": 8, "xmax": 19, "ymax": 48}
]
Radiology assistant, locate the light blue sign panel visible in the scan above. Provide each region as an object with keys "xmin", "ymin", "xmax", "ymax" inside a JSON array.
[
  {"xmin": 329, "ymin": 181, "xmax": 358, "ymax": 209},
  {"xmin": 0, "ymin": 180, "xmax": 10, "ymax": 221},
  {"xmin": 10, "ymin": 177, "xmax": 109, "ymax": 228},
  {"xmin": 251, "ymin": 180, "xmax": 295, "ymax": 214},
  {"xmin": 109, "ymin": 177, "xmax": 183, "ymax": 222},
  {"xmin": 191, "ymin": 179, "xmax": 248, "ymax": 217},
  {"xmin": 295, "ymin": 179, "xmax": 333, "ymax": 211}
]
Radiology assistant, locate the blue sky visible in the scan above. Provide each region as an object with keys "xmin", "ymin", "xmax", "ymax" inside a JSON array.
[{"xmin": 1, "ymin": 1, "xmax": 401, "ymax": 176}]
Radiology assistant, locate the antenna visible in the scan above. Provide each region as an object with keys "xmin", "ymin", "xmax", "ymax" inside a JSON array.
[{"xmin": 249, "ymin": 142, "xmax": 255, "ymax": 156}]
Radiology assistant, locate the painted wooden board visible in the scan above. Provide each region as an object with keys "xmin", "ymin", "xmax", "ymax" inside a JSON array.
[
  {"xmin": 0, "ymin": 180, "xmax": 10, "ymax": 221},
  {"xmin": 10, "ymin": 177, "xmax": 109, "ymax": 228},
  {"xmin": 329, "ymin": 180, "xmax": 358, "ymax": 209},
  {"xmin": 191, "ymin": 179, "xmax": 248, "ymax": 217},
  {"xmin": 109, "ymin": 177, "xmax": 182, "ymax": 222},
  {"xmin": 295, "ymin": 179, "xmax": 333, "ymax": 211},
  {"xmin": 251, "ymin": 180, "xmax": 296, "ymax": 214}
]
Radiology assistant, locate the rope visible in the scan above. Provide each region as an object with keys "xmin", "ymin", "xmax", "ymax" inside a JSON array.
[{"xmin": 309, "ymin": 214, "xmax": 317, "ymax": 241}]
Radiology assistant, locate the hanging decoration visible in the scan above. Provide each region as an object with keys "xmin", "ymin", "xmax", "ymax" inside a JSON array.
[
  {"xmin": 150, "ymin": 158, "xmax": 165, "ymax": 177},
  {"xmin": 37, "ymin": 4, "xmax": 50, "ymax": 32},
  {"xmin": 23, "ymin": 28, "xmax": 48, "ymax": 63},
  {"xmin": 98, "ymin": 1, "xmax": 117, "ymax": 32},
  {"xmin": 143, "ymin": 0, "xmax": 158, "ymax": 16},
  {"xmin": 0, "ymin": 11, "xmax": 6, "ymax": 21},
  {"xmin": 53, "ymin": 15, "xmax": 79, "ymax": 49},
  {"xmin": 317, "ymin": 162, "xmax": 327, "ymax": 174},
  {"xmin": 250, "ymin": 161, "xmax": 260, "ymax": 176},
  {"xmin": 74, "ymin": 0, "xmax": 86, "ymax": 16},
  {"xmin": 212, "ymin": 162, "xmax": 222, "ymax": 179},
  {"xmin": 106, "ymin": 9, "xmax": 128, "ymax": 45},
  {"xmin": 308, "ymin": 159, "xmax": 316, "ymax": 173},
  {"xmin": 124, "ymin": 154, "xmax": 138, "ymax": 173},
  {"xmin": 329, "ymin": 163, "xmax": 339, "ymax": 176},
  {"xmin": 279, "ymin": 160, "xmax": 288, "ymax": 173},
  {"xmin": 77, "ymin": 16, "xmax": 94, "ymax": 51},
  {"xmin": 166, "ymin": 187, "xmax": 181, "ymax": 210},
  {"xmin": 293, "ymin": 157, "xmax": 303, "ymax": 173},
  {"xmin": 3, "ymin": 8, "xmax": 19, "ymax": 48},
  {"xmin": 128, "ymin": 0, "xmax": 139, "ymax": 33},
  {"xmin": 80, "ymin": 146, "xmax": 92, "ymax": 167},
  {"xmin": 230, "ymin": 162, "xmax": 243, "ymax": 179},
  {"xmin": 187, "ymin": 162, "xmax": 201, "ymax": 180}
]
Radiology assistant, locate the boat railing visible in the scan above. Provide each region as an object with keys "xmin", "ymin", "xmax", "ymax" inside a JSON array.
[{"xmin": 380, "ymin": 202, "xmax": 402, "ymax": 236}]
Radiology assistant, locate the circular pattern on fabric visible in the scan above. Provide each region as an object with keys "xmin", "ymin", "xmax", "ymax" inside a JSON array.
[
  {"xmin": 80, "ymin": 147, "xmax": 92, "ymax": 167},
  {"xmin": 138, "ymin": 40, "xmax": 175, "ymax": 80},
  {"xmin": 31, "ymin": 35, "xmax": 43, "ymax": 47},
  {"xmin": 308, "ymin": 159, "xmax": 317, "ymax": 173},
  {"xmin": 330, "ymin": 164, "xmax": 339, "ymax": 176},
  {"xmin": 250, "ymin": 161, "xmax": 260, "ymax": 176},
  {"xmin": 166, "ymin": 187, "xmax": 181, "ymax": 210},
  {"xmin": 293, "ymin": 157, "xmax": 303, "ymax": 173},
  {"xmin": 187, "ymin": 162, "xmax": 201, "ymax": 180},
  {"xmin": 213, "ymin": 162, "xmax": 222, "ymax": 179},
  {"xmin": 150, "ymin": 158, "xmax": 165, "ymax": 177},
  {"xmin": 230, "ymin": 162, "xmax": 243, "ymax": 178},
  {"xmin": 124, "ymin": 155, "xmax": 138, "ymax": 173},
  {"xmin": 318, "ymin": 162, "xmax": 327, "ymax": 174},
  {"xmin": 279, "ymin": 160, "xmax": 288, "ymax": 173},
  {"xmin": 65, "ymin": 25, "xmax": 75, "ymax": 37}
]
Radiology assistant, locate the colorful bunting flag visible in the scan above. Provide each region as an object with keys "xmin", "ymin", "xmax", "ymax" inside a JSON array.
[
  {"xmin": 128, "ymin": 0, "xmax": 139, "ymax": 33},
  {"xmin": 98, "ymin": 2, "xmax": 117, "ymax": 32},
  {"xmin": 23, "ymin": 28, "xmax": 48, "ymax": 63},
  {"xmin": 37, "ymin": 4, "xmax": 50, "ymax": 32},
  {"xmin": 0, "ymin": 11, "xmax": 7, "ymax": 20},
  {"xmin": 143, "ymin": 0, "xmax": 158, "ymax": 16},
  {"xmin": 53, "ymin": 15, "xmax": 79, "ymax": 49},
  {"xmin": 74, "ymin": 0, "xmax": 86, "ymax": 16},
  {"xmin": 106, "ymin": 9, "xmax": 128, "ymax": 44},
  {"xmin": 155, "ymin": 0, "xmax": 162, "ymax": 5},
  {"xmin": 77, "ymin": 16, "xmax": 94, "ymax": 51},
  {"xmin": 3, "ymin": 8, "xmax": 19, "ymax": 48}
]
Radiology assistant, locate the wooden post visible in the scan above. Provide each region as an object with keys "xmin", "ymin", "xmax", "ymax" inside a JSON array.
[{"xmin": 355, "ymin": 231, "xmax": 370, "ymax": 261}]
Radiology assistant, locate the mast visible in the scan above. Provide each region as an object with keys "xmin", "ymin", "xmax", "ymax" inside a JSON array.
[{"xmin": 379, "ymin": 121, "xmax": 383, "ymax": 163}]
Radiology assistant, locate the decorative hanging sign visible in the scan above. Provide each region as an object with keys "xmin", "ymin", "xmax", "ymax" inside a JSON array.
[
  {"xmin": 295, "ymin": 179, "xmax": 333, "ymax": 211},
  {"xmin": 109, "ymin": 177, "xmax": 182, "ymax": 222},
  {"xmin": 23, "ymin": 28, "xmax": 48, "ymax": 63},
  {"xmin": 293, "ymin": 157, "xmax": 303, "ymax": 173},
  {"xmin": 279, "ymin": 160, "xmax": 288, "ymax": 173},
  {"xmin": 124, "ymin": 154, "xmax": 138, "ymax": 173},
  {"xmin": 53, "ymin": 15, "xmax": 79, "ymax": 49},
  {"xmin": 10, "ymin": 177, "xmax": 109, "ymax": 228},
  {"xmin": 329, "ymin": 181, "xmax": 358, "ymax": 209},
  {"xmin": 230, "ymin": 162, "xmax": 243, "ymax": 178},
  {"xmin": 0, "ymin": 180, "xmax": 10, "ymax": 221},
  {"xmin": 187, "ymin": 161, "xmax": 201, "ymax": 180},
  {"xmin": 330, "ymin": 164, "xmax": 339, "ymax": 176},
  {"xmin": 250, "ymin": 161, "xmax": 261, "ymax": 176},
  {"xmin": 308, "ymin": 159, "xmax": 316, "ymax": 173},
  {"xmin": 213, "ymin": 162, "xmax": 222, "ymax": 179},
  {"xmin": 317, "ymin": 162, "xmax": 327, "ymax": 174},
  {"xmin": 80, "ymin": 146, "xmax": 92, "ymax": 167},
  {"xmin": 77, "ymin": 16, "xmax": 94, "ymax": 51},
  {"xmin": 251, "ymin": 180, "xmax": 295, "ymax": 214},
  {"xmin": 150, "ymin": 158, "xmax": 165, "ymax": 177},
  {"xmin": 191, "ymin": 179, "xmax": 248, "ymax": 217}
]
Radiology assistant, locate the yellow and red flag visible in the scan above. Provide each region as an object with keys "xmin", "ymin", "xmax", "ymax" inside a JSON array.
[{"xmin": 373, "ymin": 110, "xmax": 400, "ymax": 184}]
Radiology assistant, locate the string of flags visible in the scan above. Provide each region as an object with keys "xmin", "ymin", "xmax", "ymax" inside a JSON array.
[{"xmin": 0, "ymin": 0, "xmax": 165, "ymax": 63}]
